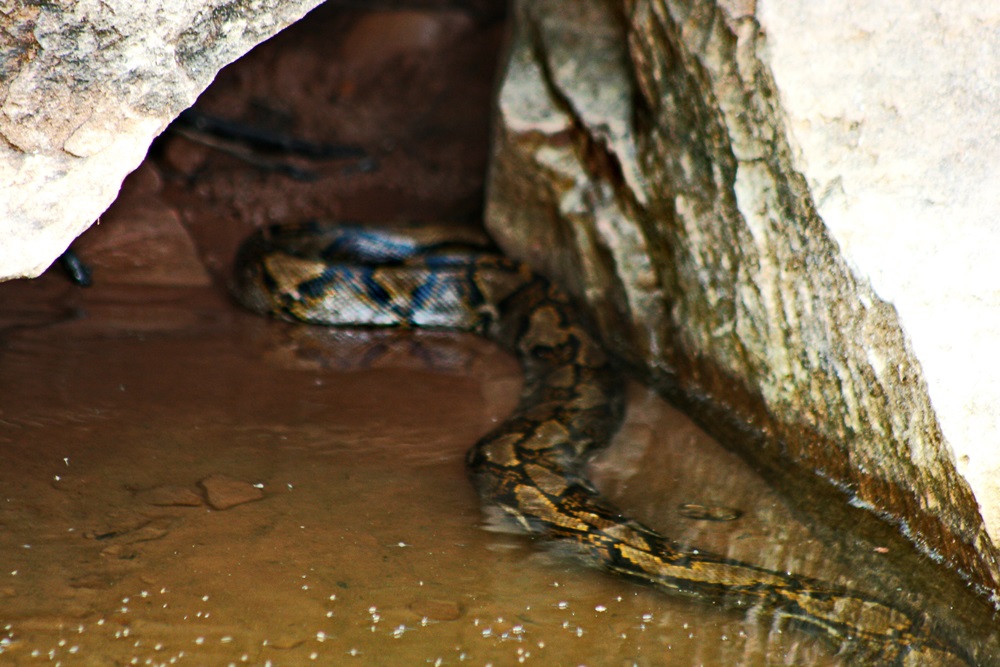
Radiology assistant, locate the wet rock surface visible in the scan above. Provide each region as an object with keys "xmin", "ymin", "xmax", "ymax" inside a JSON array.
[
  {"xmin": 485, "ymin": 0, "xmax": 1000, "ymax": 608},
  {"xmin": 199, "ymin": 474, "xmax": 265, "ymax": 510}
]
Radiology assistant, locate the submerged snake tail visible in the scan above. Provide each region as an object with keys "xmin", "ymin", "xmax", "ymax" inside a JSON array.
[{"xmin": 234, "ymin": 222, "xmax": 972, "ymax": 666}]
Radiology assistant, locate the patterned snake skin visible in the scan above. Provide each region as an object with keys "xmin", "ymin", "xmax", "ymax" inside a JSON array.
[{"xmin": 232, "ymin": 221, "xmax": 970, "ymax": 665}]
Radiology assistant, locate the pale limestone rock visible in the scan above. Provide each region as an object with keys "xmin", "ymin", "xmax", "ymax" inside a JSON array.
[
  {"xmin": 0, "ymin": 0, "xmax": 325, "ymax": 280},
  {"xmin": 486, "ymin": 0, "xmax": 1000, "ymax": 613},
  {"xmin": 756, "ymin": 0, "xmax": 1000, "ymax": 564}
]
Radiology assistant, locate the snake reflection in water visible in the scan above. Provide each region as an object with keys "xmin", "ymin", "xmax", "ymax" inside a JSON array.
[{"xmin": 231, "ymin": 221, "xmax": 971, "ymax": 666}]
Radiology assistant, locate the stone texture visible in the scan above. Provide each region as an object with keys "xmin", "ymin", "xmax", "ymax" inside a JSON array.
[
  {"xmin": 199, "ymin": 474, "xmax": 264, "ymax": 510},
  {"xmin": 74, "ymin": 163, "xmax": 212, "ymax": 287},
  {"xmin": 757, "ymin": 0, "xmax": 1000, "ymax": 570},
  {"xmin": 485, "ymin": 0, "xmax": 1000, "ymax": 604},
  {"xmin": 0, "ymin": 0, "xmax": 326, "ymax": 281}
]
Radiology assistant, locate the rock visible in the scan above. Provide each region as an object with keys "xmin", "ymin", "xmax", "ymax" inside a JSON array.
[
  {"xmin": 0, "ymin": 0, "xmax": 326, "ymax": 280},
  {"xmin": 68, "ymin": 572, "xmax": 121, "ymax": 590},
  {"xmin": 137, "ymin": 484, "xmax": 205, "ymax": 507},
  {"xmin": 74, "ymin": 164, "xmax": 212, "ymax": 287},
  {"xmin": 757, "ymin": 0, "xmax": 1000, "ymax": 578},
  {"xmin": 199, "ymin": 474, "xmax": 264, "ymax": 510},
  {"xmin": 119, "ymin": 517, "xmax": 176, "ymax": 544},
  {"xmin": 486, "ymin": 0, "xmax": 1000, "ymax": 609},
  {"xmin": 83, "ymin": 512, "xmax": 154, "ymax": 541}
]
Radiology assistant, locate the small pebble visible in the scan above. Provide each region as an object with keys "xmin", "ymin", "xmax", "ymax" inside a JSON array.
[{"xmin": 198, "ymin": 474, "xmax": 264, "ymax": 510}]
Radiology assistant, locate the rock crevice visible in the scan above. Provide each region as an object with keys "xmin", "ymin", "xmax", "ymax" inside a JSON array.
[{"xmin": 486, "ymin": 0, "xmax": 1000, "ymax": 604}]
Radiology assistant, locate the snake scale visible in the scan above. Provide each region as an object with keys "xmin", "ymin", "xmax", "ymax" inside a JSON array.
[{"xmin": 232, "ymin": 221, "xmax": 971, "ymax": 666}]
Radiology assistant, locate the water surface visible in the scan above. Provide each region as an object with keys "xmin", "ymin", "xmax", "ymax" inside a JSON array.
[{"xmin": 0, "ymin": 276, "xmax": 979, "ymax": 665}]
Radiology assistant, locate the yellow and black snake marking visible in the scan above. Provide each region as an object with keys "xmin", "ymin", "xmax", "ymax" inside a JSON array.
[{"xmin": 232, "ymin": 221, "xmax": 971, "ymax": 666}]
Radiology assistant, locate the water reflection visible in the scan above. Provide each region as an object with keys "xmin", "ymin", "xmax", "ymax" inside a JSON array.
[{"xmin": 0, "ymin": 279, "xmax": 992, "ymax": 665}]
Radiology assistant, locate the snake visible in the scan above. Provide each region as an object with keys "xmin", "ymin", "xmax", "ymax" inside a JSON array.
[{"xmin": 231, "ymin": 221, "xmax": 971, "ymax": 666}]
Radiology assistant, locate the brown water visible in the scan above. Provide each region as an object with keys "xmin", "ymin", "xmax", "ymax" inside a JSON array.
[
  {"xmin": 0, "ymin": 276, "xmax": 868, "ymax": 666},
  {"xmin": 5, "ymin": 3, "xmax": 996, "ymax": 664}
]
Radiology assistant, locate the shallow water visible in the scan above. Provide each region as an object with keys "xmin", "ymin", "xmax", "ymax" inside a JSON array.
[{"xmin": 0, "ymin": 276, "xmax": 987, "ymax": 666}]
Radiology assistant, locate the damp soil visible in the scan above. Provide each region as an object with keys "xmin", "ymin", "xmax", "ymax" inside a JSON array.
[{"xmin": 0, "ymin": 2, "xmax": 993, "ymax": 665}]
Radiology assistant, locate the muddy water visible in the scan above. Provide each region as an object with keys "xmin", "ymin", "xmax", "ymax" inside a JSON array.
[
  {"xmin": 0, "ymin": 275, "xmax": 949, "ymax": 666},
  {"xmin": 4, "ymin": 3, "xmax": 994, "ymax": 663}
]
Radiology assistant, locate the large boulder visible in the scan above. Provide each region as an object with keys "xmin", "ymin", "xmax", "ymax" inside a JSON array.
[
  {"xmin": 0, "ymin": 0, "xmax": 325, "ymax": 279},
  {"xmin": 486, "ymin": 0, "xmax": 1000, "ymax": 605}
]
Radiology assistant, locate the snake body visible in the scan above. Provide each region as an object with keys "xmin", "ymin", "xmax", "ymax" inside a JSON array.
[{"xmin": 232, "ymin": 221, "xmax": 970, "ymax": 665}]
